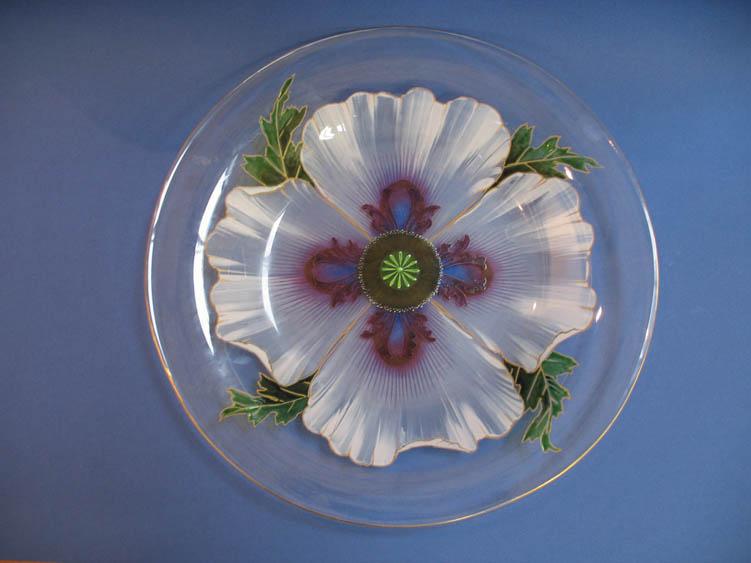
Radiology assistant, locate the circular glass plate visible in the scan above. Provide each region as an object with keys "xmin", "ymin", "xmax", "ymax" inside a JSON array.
[{"xmin": 145, "ymin": 27, "xmax": 658, "ymax": 527}]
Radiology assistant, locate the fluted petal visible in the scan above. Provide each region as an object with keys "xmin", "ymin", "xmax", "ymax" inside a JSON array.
[
  {"xmin": 206, "ymin": 180, "xmax": 369, "ymax": 386},
  {"xmin": 434, "ymin": 174, "xmax": 597, "ymax": 372},
  {"xmin": 302, "ymin": 304, "xmax": 524, "ymax": 467},
  {"xmin": 301, "ymin": 88, "xmax": 511, "ymax": 235}
]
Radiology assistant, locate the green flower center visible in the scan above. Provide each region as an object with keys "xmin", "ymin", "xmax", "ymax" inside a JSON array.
[
  {"xmin": 359, "ymin": 231, "xmax": 442, "ymax": 312},
  {"xmin": 380, "ymin": 251, "xmax": 420, "ymax": 289}
]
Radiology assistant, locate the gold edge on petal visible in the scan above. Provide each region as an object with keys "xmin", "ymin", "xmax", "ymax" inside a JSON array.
[
  {"xmin": 522, "ymin": 173, "xmax": 599, "ymax": 372},
  {"xmin": 203, "ymin": 181, "xmax": 292, "ymax": 383},
  {"xmin": 231, "ymin": 184, "xmax": 288, "ymax": 196},
  {"xmin": 310, "ymin": 185, "xmax": 372, "ymax": 239},
  {"xmin": 309, "ymin": 303, "xmax": 372, "ymax": 377},
  {"xmin": 298, "ymin": 103, "xmax": 372, "ymax": 239},
  {"xmin": 430, "ymin": 171, "xmax": 599, "ymax": 372},
  {"xmin": 204, "ymin": 180, "xmax": 291, "ymax": 267},
  {"xmin": 308, "ymin": 302, "xmax": 524, "ymax": 468},
  {"xmin": 204, "ymin": 178, "xmax": 360, "ymax": 387},
  {"xmin": 428, "ymin": 192, "xmax": 484, "ymax": 242},
  {"xmin": 431, "ymin": 296, "xmax": 551, "ymax": 378},
  {"xmin": 303, "ymin": 302, "xmax": 487, "ymax": 466},
  {"xmin": 428, "ymin": 168, "xmax": 543, "ymax": 243},
  {"xmin": 429, "ymin": 300, "xmax": 515, "ymax": 366},
  {"xmin": 310, "ymin": 407, "xmax": 522, "ymax": 469},
  {"xmin": 433, "ymin": 272, "xmax": 597, "ymax": 375},
  {"xmin": 300, "ymin": 85, "xmax": 511, "ymax": 138},
  {"xmin": 300, "ymin": 86, "xmax": 513, "ymax": 243}
]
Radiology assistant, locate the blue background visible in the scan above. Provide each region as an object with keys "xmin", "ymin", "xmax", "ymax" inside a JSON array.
[{"xmin": 1, "ymin": 1, "xmax": 749, "ymax": 561}]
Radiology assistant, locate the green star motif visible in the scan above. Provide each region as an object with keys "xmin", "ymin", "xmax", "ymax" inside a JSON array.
[{"xmin": 380, "ymin": 251, "xmax": 421, "ymax": 290}]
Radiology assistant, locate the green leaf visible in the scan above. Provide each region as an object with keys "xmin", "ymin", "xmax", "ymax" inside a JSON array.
[
  {"xmin": 507, "ymin": 352, "xmax": 577, "ymax": 452},
  {"xmin": 506, "ymin": 124, "xmax": 533, "ymax": 164},
  {"xmin": 243, "ymin": 75, "xmax": 311, "ymax": 186},
  {"xmin": 540, "ymin": 433, "xmax": 559, "ymax": 453},
  {"xmin": 523, "ymin": 406, "xmax": 551, "ymax": 442},
  {"xmin": 219, "ymin": 373, "xmax": 312, "ymax": 426},
  {"xmin": 228, "ymin": 388, "xmax": 257, "ymax": 406},
  {"xmin": 263, "ymin": 145, "xmax": 285, "ymax": 174},
  {"xmin": 243, "ymin": 155, "xmax": 285, "ymax": 186},
  {"xmin": 282, "ymin": 140, "xmax": 307, "ymax": 181},
  {"xmin": 497, "ymin": 124, "xmax": 600, "ymax": 184},
  {"xmin": 540, "ymin": 352, "xmax": 577, "ymax": 377}
]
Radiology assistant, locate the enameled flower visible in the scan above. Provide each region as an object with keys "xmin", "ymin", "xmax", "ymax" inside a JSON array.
[{"xmin": 207, "ymin": 88, "xmax": 596, "ymax": 466}]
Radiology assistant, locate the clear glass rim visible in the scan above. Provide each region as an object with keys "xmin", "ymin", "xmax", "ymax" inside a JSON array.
[{"xmin": 144, "ymin": 25, "xmax": 660, "ymax": 528}]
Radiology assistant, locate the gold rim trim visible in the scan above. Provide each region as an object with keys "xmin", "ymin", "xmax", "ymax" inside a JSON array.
[{"xmin": 144, "ymin": 25, "xmax": 660, "ymax": 528}]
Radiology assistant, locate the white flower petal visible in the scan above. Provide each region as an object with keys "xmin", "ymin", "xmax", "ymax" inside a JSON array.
[
  {"xmin": 206, "ymin": 180, "xmax": 369, "ymax": 386},
  {"xmin": 301, "ymin": 88, "xmax": 511, "ymax": 234},
  {"xmin": 435, "ymin": 174, "xmax": 596, "ymax": 372},
  {"xmin": 302, "ymin": 304, "xmax": 524, "ymax": 467}
]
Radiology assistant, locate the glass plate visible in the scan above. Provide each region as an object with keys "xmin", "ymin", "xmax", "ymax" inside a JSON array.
[{"xmin": 145, "ymin": 27, "xmax": 658, "ymax": 527}]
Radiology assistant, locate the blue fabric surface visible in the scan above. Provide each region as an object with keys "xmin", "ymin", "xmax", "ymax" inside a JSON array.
[{"xmin": 1, "ymin": 1, "xmax": 749, "ymax": 561}]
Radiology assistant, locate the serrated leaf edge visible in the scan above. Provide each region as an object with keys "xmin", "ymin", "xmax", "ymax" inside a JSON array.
[{"xmin": 495, "ymin": 123, "xmax": 601, "ymax": 186}]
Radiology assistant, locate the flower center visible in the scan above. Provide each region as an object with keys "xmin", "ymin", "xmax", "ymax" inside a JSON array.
[
  {"xmin": 359, "ymin": 231, "xmax": 441, "ymax": 312},
  {"xmin": 380, "ymin": 251, "xmax": 420, "ymax": 289}
]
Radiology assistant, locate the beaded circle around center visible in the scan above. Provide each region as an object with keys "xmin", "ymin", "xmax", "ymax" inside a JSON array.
[{"xmin": 358, "ymin": 230, "xmax": 442, "ymax": 312}]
